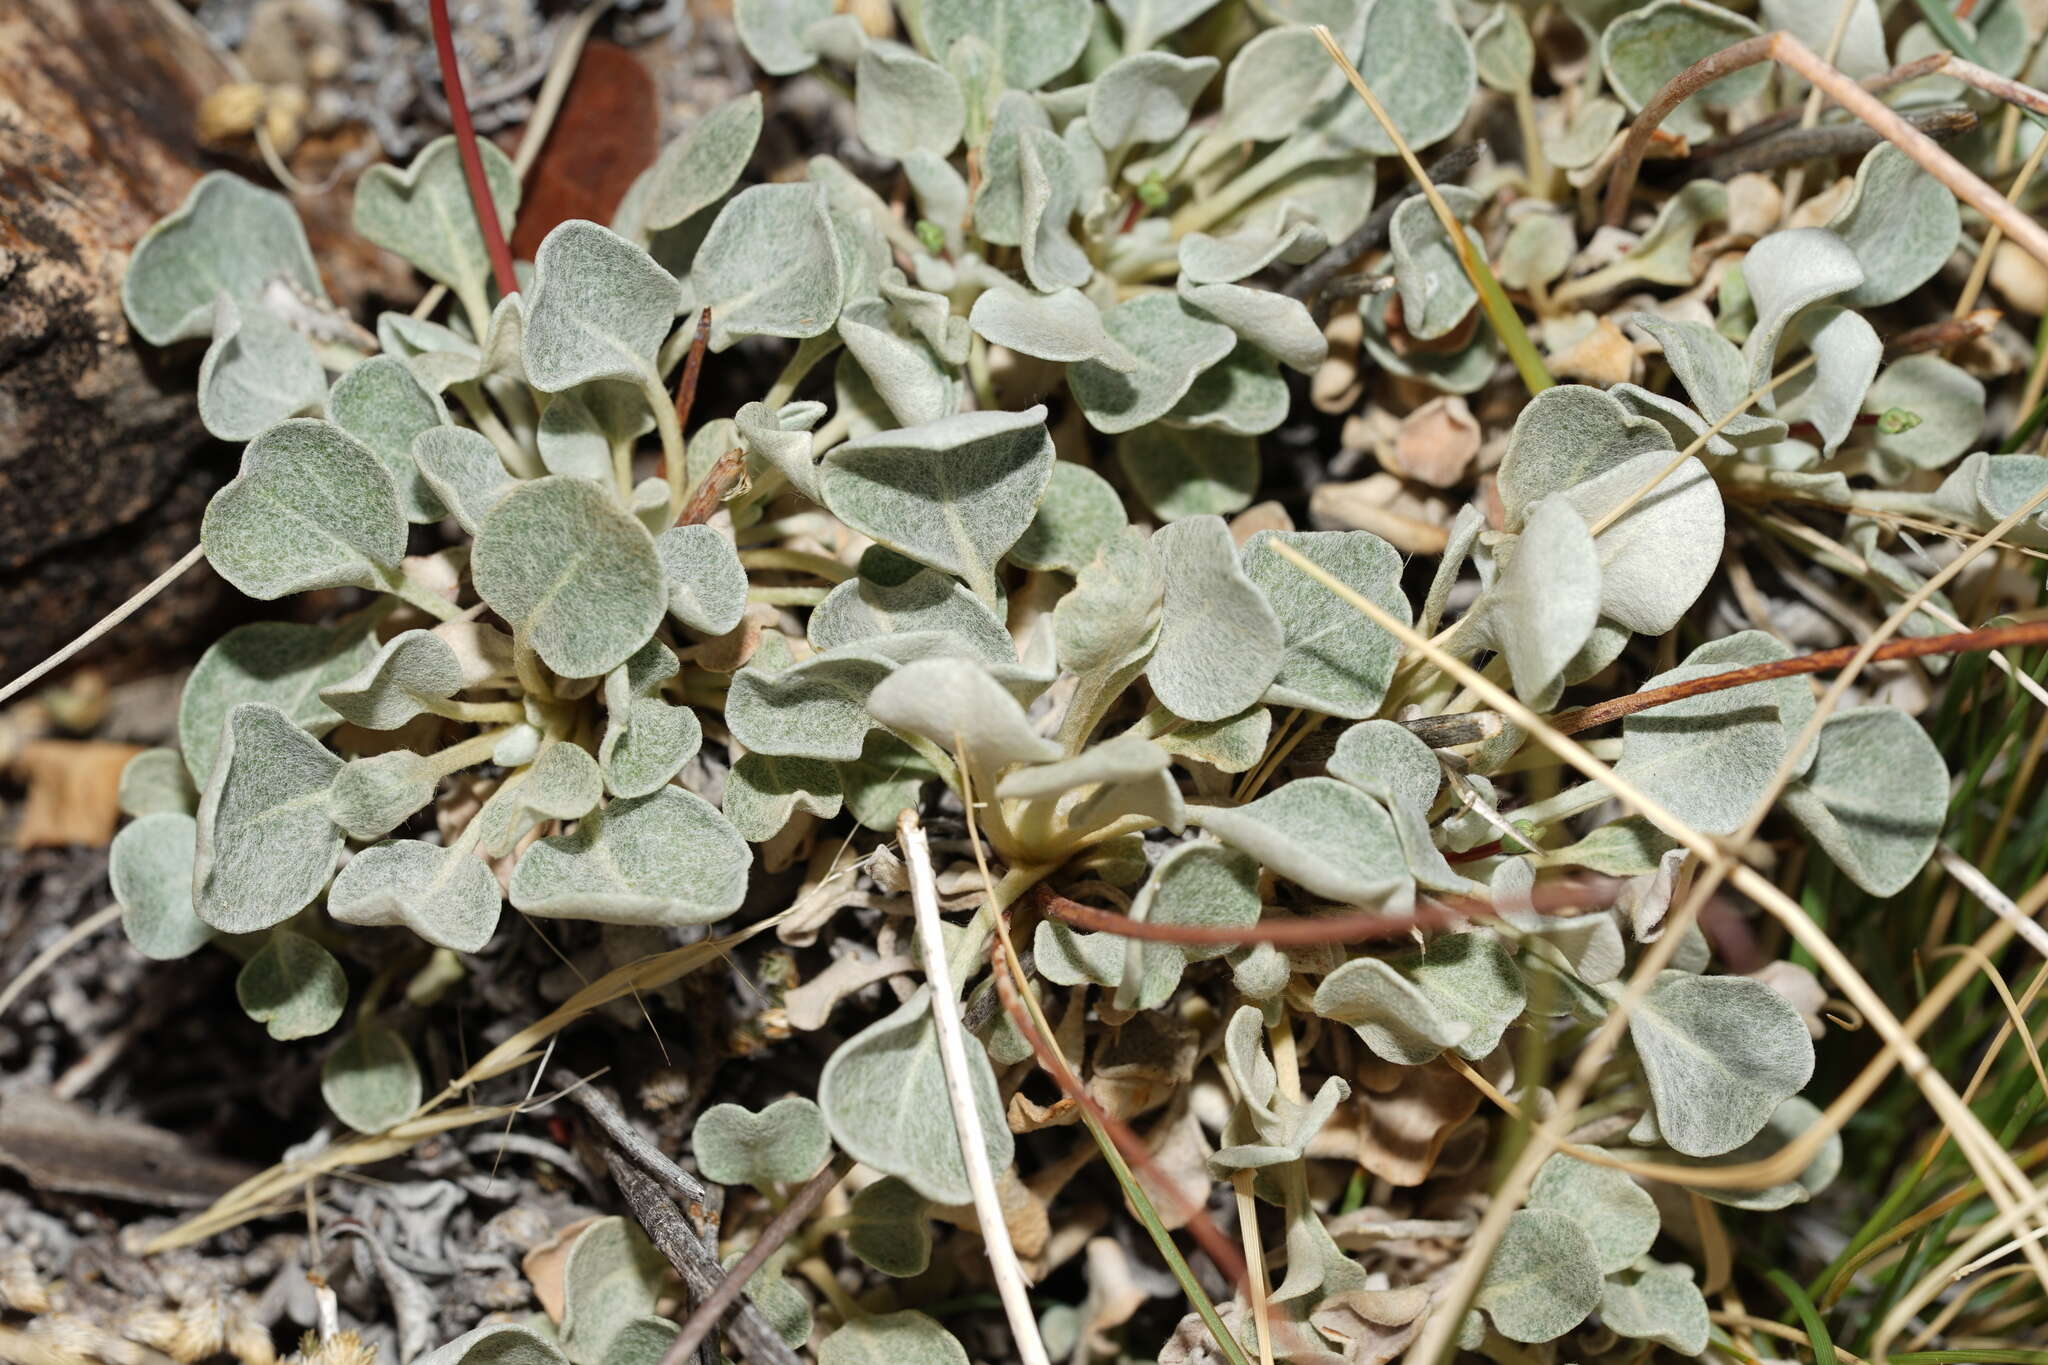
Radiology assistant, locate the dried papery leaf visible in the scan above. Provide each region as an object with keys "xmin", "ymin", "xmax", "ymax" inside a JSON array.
[
  {"xmin": 838, "ymin": 298, "xmax": 958, "ymax": 427},
  {"xmin": 1601, "ymin": 0, "xmax": 1767, "ymax": 142},
  {"xmin": 1474, "ymin": 498, "xmax": 1601, "ymax": 709},
  {"xmin": 417, "ymin": 1324, "xmax": 569, "ymax": 1365},
  {"xmin": 1069, "ymin": 295, "xmax": 1237, "ymax": 434},
  {"xmin": 414, "ymin": 427, "xmax": 515, "ymax": 536},
  {"xmin": 1240, "ymin": 530, "xmax": 1407, "ymax": 719},
  {"xmin": 1626, "ymin": 970, "xmax": 1814, "ymax": 1158},
  {"xmin": 1314, "ymin": 931, "xmax": 1524, "ymax": 1064},
  {"xmin": 1179, "ymin": 282, "xmax": 1328, "ymax": 374},
  {"xmin": 1741, "ymin": 227, "xmax": 1864, "ymax": 395},
  {"xmin": 194, "ymin": 703, "xmax": 343, "ymax": 933},
  {"xmin": 510, "ymin": 786, "xmax": 751, "ymax": 927},
  {"xmin": 868, "ymin": 657, "xmax": 1059, "ymax": 774},
  {"xmin": 728, "ymin": 653, "xmax": 895, "ymax": 762},
  {"xmin": 1526, "ymin": 1153, "xmax": 1657, "ymax": 1274},
  {"xmin": 1863, "ymin": 354, "xmax": 1984, "ymax": 478},
  {"xmin": 178, "ymin": 620, "xmax": 379, "ymax": 784},
  {"xmin": 1473, "ymin": 4, "xmax": 1534, "ymax": 94},
  {"xmin": 694, "ymin": 1097, "xmax": 832, "ymax": 1189},
  {"xmin": 845, "ymin": 1177, "xmax": 933, "ymax": 1277},
  {"xmin": 920, "ymin": 0, "xmax": 1090, "ymax": 92},
  {"xmin": 537, "ymin": 383, "xmax": 654, "ymax": 484},
  {"xmin": 328, "ymin": 356, "xmax": 453, "ymax": 523},
  {"xmin": 598, "ymin": 640, "xmax": 701, "ymax": 800},
  {"xmin": 557, "ymin": 1217, "xmax": 667, "ymax": 1365},
  {"xmin": 1178, "ymin": 209, "xmax": 1328, "ymax": 285},
  {"xmin": 725, "ymin": 753, "xmax": 844, "ymax": 841},
  {"xmin": 235, "ymin": 928, "xmax": 347, "ymax": 1040},
  {"xmin": 353, "ymin": 135, "xmax": 520, "ymax": 312},
  {"xmin": 1113, "ymin": 841, "xmax": 1261, "ymax": 1009},
  {"xmin": 1587, "ymin": 1261, "xmax": 1708, "ymax": 1355},
  {"xmin": 1782, "ymin": 705, "xmax": 1947, "ymax": 896},
  {"xmin": 1146, "ymin": 515, "xmax": 1283, "ymax": 722},
  {"xmin": 1162, "ymin": 340, "xmax": 1288, "ymax": 436},
  {"xmin": 819, "ymin": 406, "xmax": 1055, "ymax": 603},
  {"xmin": 1192, "ymin": 777, "xmax": 1409, "ymax": 906},
  {"xmin": 320, "ymin": 630, "xmax": 463, "ymax": 731},
  {"xmin": 817, "ymin": 1310, "xmax": 967, "ymax": 1365},
  {"xmin": 616, "ymin": 93, "xmax": 763, "ymax": 241},
  {"xmin": 1010, "ymin": 462, "xmax": 1128, "ymax": 574},
  {"xmin": 122, "ymin": 172, "xmax": 325, "ymax": 345},
  {"xmin": 818, "ymin": 987, "xmax": 1015, "ymax": 1205},
  {"xmin": 1772, "ymin": 306, "xmax": 1880, "ymax": 456},
  {"xmin": 118, "ymin": 749, "xmax": 198, "ymax": 820},
  {"xmin": 1390, "ymin": 187, "xmax": 1482, "ymax": 342},
  {"xmin": 196, "ymin": 293, "xmax": 327, "ymax": 442},
  {"xmin": 1825, "ymin": 143, "xmax": 1959, "ymax": 309},
  {"xmin": 474, "ymin": 477, "xmax": 666, "ymax": 679},
  {"xmin": 109, "ymin": 813, "xmax": 210, "ymax": 960},
  {"xmin": 1117, "ymin": 425, "xmax": 1259, "ymax": 522},
  {"xmin": 1474, "ymin": 1208, "xmax": 1602, "ymax": 1344},
  {"xmin": 1089, "ymin": 51, "xmax": 1219, "ymax": 152},
  {"xmin": 1217, "ymin": 24, "xmax": 1352, "ymax": 142},
  {"xmin": 857, "ymin": 42, "xmax": 966, "ymax": 161},
  {"xmin": 1494, "ymin": 385, "xmax": 1672, "ymax": 531},
  {"xmin": 321, "ymin": 1023, "xmax": 424, "ymax": 1133},
  {"xmin": 203, "ymin": 419, "xmax": 408, "ymax": 599},
  {"xmin": 523, "ymin": 221, "xmax": 681, "ymax": 391},
  {"xmin": 1554, "ymin": 449, "xmax": 1723, "ymax": 638},
  {"xmin": 328, "ymin": 838, "xmax": 505, "ymax": 952}
]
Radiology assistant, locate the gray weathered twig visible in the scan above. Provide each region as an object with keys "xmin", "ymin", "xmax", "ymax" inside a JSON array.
[{"xmin": 1694, "ymin": 104, "xmax": 1976, "ymax": 179}]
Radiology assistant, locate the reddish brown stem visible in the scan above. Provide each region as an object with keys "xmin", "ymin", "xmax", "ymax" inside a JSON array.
[
  {"xmin": 430, "ymin": 0, "xmax": 520, "ymax": 303},
  {"xmin": 987, "ymin": 928, "xmax": 1249, "ymax": 1289},
  {"xmin": 1886, "ymin": 309, "xmax": 2001, "ymax": 358},
  {"xmin": 1553, "ymin": 619, "xmax": 2048, "ymax": 737},
  {"xmin": 677, "ymin": 448, "xmax": 746, "ymax": 527},
  {"xmin": 1030, "ymin": 882, "xmax": 1615, "ymax": 947},
  {"xmin": 673, "ymin": 308, "xmax": 713, "ymax": 436}
]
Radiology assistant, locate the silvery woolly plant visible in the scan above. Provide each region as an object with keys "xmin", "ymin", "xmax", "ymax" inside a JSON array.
[{"xmin": 98, "ymin": 0, "xmax": 2044, "ymax": 1360}]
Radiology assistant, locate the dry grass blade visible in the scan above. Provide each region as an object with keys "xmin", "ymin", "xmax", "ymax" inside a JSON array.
[
  {"xmin": 0, "ymin": 546, "xmax": 206, "ymax": 708},
  {"xmin": 897, "ymin": 809, "xmax": 1050, "ymax": 1365},
  {"xmin": 0, "ymin": 904, "xmax": 122, "ymax": 1024}
]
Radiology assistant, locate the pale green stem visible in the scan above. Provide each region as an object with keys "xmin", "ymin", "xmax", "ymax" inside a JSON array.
[
  {"xmin": 376, "ymin": 566, "xmax": 464, "ymax": 622},
  {"xmin": 967, "ymin": 333, "xmax": 997, "ymax": 411},
  {"xmin": 747, "ymin": 585, "xmax": 831, "ymax": 607},
  {"xmin": 1511, "ymin": 83, "xmax": 1552, "ymax": 197},
  {"xmin": 640, "ymin": 369, "xmax": 688, "ymax": 520},
  {"xmin": 1170, "ymin": 139, "xmax": 1316, "ymax": 236},
  {"xmin": 419, "ymin": 726, "xmax": 519, "ymax": 783},
  {"xmin": 453, "ymin": 382, "xmax": 541, "ymax": 478},
  {"xmin": 945, "ymin": 860, "xmax": 1050, "ymax": 988},
  {"xmin": 763, "ymin": 333, "xmax": 843, "ymax": 408},
  {"xmin": 418, "ymin": 696, "xmax": 527, "ymax": 725},
  {"xmin": 738, "ymin": 548, "xmax": 855, "ymax": 582}
]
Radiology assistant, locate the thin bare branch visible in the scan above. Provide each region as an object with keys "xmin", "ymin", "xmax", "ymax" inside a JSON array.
[{"xmin": 660, "ymin": 1159, "xmax": 845, "ymax": 1365}]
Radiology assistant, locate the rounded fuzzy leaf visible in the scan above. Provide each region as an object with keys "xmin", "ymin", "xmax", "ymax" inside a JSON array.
[
  {"xmin": 1218, "ymin": 25, "xmax": 1350, "ymax": 142},
  {"xmin": 123, "ymin": 172, "xmax": 324, "ymax": 345},
  {"xmin": 1191, "ymin": 777, "xmax": 1408, "ymax": 906},
  {"xmin": 328, "ymin": 752, "xmax": 436, "ymax": 842},
  {"xmin": 694, "ymin": 183, "xmax": 845, "ymax": 351},
  {"xmin": 1473, "ymin": 4, "xmax": 1535, "ymax": 93},
  {"xmin": 968, "ymin": 286, "xmax": 1138, "ymax": 370},
  {"xmin": 1016, "ymin": 127, "xmax": 1090, "ymax": 293},
  {"xmin": 819, "ymin": 406, "xmax": 1055, "ymax": 603},
  {"xmin": 1345, "ymin": 0, "xmax": 1477, "ymax": 153},
  {"xmin": 919, "ymin": 0, "xmax": 1090, "ymax": 91},
  {"xmin": 414, "ymin": 426, "xmax": 515, "ymax": 537},
  {"xmin": 724, "ymin": 753, "xmax": 844, "ymax": 842},
  {"xmin": 523, "ymin": 221, "xmax": 681, "ymax": 392},
  {"xmin": 818, "ymin": 988, "xmax": 1015, "ymax": 1206},
  {"xmin": 1555, "ymin": 450, "xmax": 1723, "ymax": 638},
  {"xmin": 203, "ymin": 420, "xmax": 407, "ymax": 600},
  {"xmin": 1629, "ymin": 971, "xmax": 1815, "ymax": 1157},
  {"xmin": 1178, "ymin": 282, "xmax": 1328, "ymax": 374},
  {"xmin": 622, "ymin": 93, "xmax": 764, "ymax": 238},
  {"xmin": 236, "ymin": 928, "xmax": 347, "ymax": 1040},
  {"xmin": 1601, "ymin": 1263, "xmax": 1710, "ymax": 1355},
  {"xmin": 353, "ymin": 136, "xmax": 521, "ymax": 302},
  {"xmin": 695, "ymin": 1097, "xmax": 832, "ymax": 1188},
  {"xmin": 196, "ymin": 295, "xmax": 326, "ymax": 442},
  {"xmin": 1865, "ymin": 353, "xmax": 1984, "ymax": 477},
  {"xmin": 322, "ymin": 1023, "xmax": 423, "ymax": 1132},
  {"xmin": 1164, "ymin": 340, "xmax": 1289, "ymax": 436},
  {"xmin": 857, "ymin": 43, "xmax": 966, "ymax": 160},
  {"xmin": 600, "ymin": 640, "xmax": 702, "ymax": 800},
  {"xmin": 329, "ymin": 839, "xmax": 504, "ymax": 953},
  {"xmin": 320, "ymin": 630, "xmax": 464, "ymax": 731},
  {"xmin": 1602, "ymin": 0, "xmax": 1767, "ymax": 142},
  {"xmin": 110, "ymin": 813, "xmax": 210, "ymax": 960},
  {"xmin": 654, "ymin": 524, "xmax": 749, "ymax": 637},
  {"xmin": 845, "ymin": 1178, "xmax": 932, "ymax": 1277},
  {"xmin": 1390, "ymin": 189, "xmax": 1482, "ymax": 342},
  {"xmin": 728, "ymin": 654, "xmax": 894, "ymax": 762},
  {"xmin": 1069, "ymin": 295, "xmax": 1236, "ymax": 434},
  {"xmin": 1115, "ymin": 841, "xmax": 1260, "ymax": 1009},
  {"xmin": 1827, "ymin": 143, "xmax": 1959, "ymax": 309},
  {"xmin": 418, "ymin": 1325, "xmax": 569, "ymax": 1365},
  {"xmin": 194, "ymin": 703, "xmax": 343, "ymax": 934},
  {"xmin": 812, "ymin": 567, "xmax": 1014, "ymax": 663},
  {"xmin": 1117, "ymin": 425, "xmax": 1258, "ymax": 521},
  {"xmin": 328, "ymin": 356, "xmax": 451, "ymax": 523},
  {"xmin": 1240, "ymin": 529, "xmax": 1407, "ymax": 719},
  {"xmin": 868, "ymin": 657, "xmax": 1060, "ymax": 774},
  {"xmin": 1010, "ymin": 461, "xmax": 1127, "ymax": 573},
  {"xmin": 1477, "ymin": 498, "xmax": 1601, "ymax": 709},
  {"xmin": 1741, "ymin": 228, "xmax": 1865, "ymax": 394},
  {"xmin": 559, "ymin": 1218, "xmax": 668, "ymax": 1364},
  {"xmin": 1496, "ymin": 385, "xmax": 1674, "ymax": 531},
  {"xmin": 1475, "ymin": 1209, "xmax": 1602, "ymax": 1344},
  {"xmin": 817, "ymin": 1311, "xmax": 967, "ymax": 1365},
  {"xmin": 1147, "ymin": 515, "xmax": 1283, "ymax": 722},
  {"xmin": 735, "ymin": 0, "xmax": 833, "ymax": 74},
  {"xmin": 537, "ymin": 382, "xmax": 655, "ymax": 483},
  {"xmin": 474, "ymin": 477, "xmax": 667, "ymax": 679},
  {"xmin": 1772, "ymin": 305, "xmax": 1881, "ymax": 457},
  {"xmin": 1782, "ymin": 706, "xmax": 1947, "ymax": 896},
  {"xmin": 510, "ymin": 786, "xmax": 750, "ymax": 926},
  {"xmin": 1313, "ymin": 931, "xmax": 1525, "ymax": 1064},
  {"xmin": 1089, "ymin": 52, "xmax": 1218, "ymax": 151},
  {"xmin": 179, "ymin": 619, "xmax": 379, "ymax": 785},
  {"xmin": 118, "ymin": 748, "xmax": 198, "ymax": 819},
  {"xmin": 1178, "ymin": 211, "xmax": 1328, "ymax": 285},
  {"xmin": 1527, "ymin": 1154, "xmax": 1658, "ymax": 1274}
]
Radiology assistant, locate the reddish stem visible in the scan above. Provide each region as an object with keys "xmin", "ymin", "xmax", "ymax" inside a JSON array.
[
  {"xmin": 1030, "ymin": 882, "xmax": 1615, "ymax": 947},
  {"xmin": 673, "ymin": 308, "xmax": 713, "ymax": 436},
  {"xmin": 429, "ymin": 0, "xmax": 521, "ymax": 302}
]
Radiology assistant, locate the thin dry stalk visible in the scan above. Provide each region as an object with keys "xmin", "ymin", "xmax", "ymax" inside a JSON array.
[
  {"xmin": 0, "ymin": 546, "xmax": 206, "ymax": 706},
  {"xmin": 1600, "ymin": 33, "xmax": 2048, "ymax": 270},
  {"xmin": 897, "ymin": 810, "xmax": 1051, "ymax": 1365}
]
